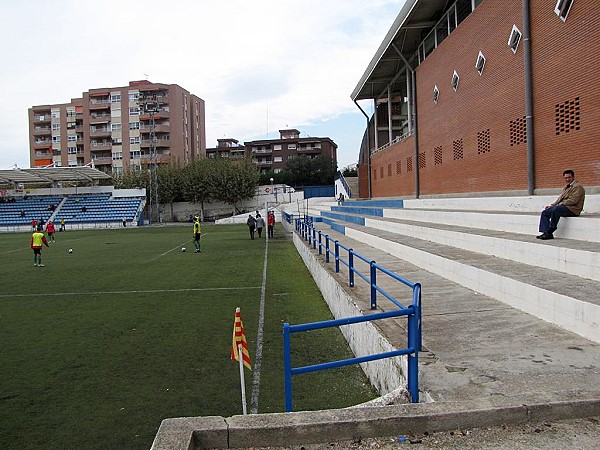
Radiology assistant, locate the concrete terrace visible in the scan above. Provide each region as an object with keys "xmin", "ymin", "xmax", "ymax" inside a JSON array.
[{"xmin": 151, "ymin": 194, "xmax": 600, "ymax": 449}]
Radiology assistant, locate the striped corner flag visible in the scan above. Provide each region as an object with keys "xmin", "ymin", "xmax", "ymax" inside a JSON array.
[{"xmin": 231, "ymin": 307, "xmax": 251, "ymax": 370}]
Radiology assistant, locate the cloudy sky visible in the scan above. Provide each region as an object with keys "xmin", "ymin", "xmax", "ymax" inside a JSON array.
[{"xmin": 0, "ymin": 0, "xmax": 406, "ymax": 170}]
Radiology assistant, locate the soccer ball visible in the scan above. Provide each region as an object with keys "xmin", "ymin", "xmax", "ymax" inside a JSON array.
[
  {"xmin": 181, "ymin": 247, "xmax": 186, "ymax": 252},
  {"xmin": 68, "ymin": 248, "xmax": 73, "ymax": 253}
]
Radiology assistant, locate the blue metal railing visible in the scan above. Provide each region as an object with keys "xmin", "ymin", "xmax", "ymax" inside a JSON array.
[
  {"xmin": 335, "ymin": 170, "xmax": 352, "ymax": 198},
  {"xmin": 283, "ymin": 215, "xmax": 422, "ymax": 412}
]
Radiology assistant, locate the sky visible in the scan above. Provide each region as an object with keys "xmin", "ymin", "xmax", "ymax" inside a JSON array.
[{"xmin": 0, "ymin": 0, "xmax": 406, "ymax": 171}]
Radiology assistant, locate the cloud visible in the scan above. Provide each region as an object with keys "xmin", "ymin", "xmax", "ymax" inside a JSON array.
[{"xmin": 0, "ymin": 0, "xmax": 405, "ymax": 169}]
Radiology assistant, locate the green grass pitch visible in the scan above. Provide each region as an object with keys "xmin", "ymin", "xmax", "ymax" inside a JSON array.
[{"xmin": 0, "ymin": 224, "xmax": 377, "ymax": 450}]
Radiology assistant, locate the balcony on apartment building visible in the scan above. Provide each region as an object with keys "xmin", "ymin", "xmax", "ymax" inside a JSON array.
[
  {"xmin": 139, "ymin": 90, "xmax": 169, "ymax": 105},
  {"xmin": 33, "ymin": 139, "xmax": 53, "ymax": 148},
  {"xmin": 140, "ymin": 136, "xmax": 170, "ymax": 148},
  {"xmin": 91, "ymin": 151, "xmax": 112, "ymax": 165},
  {"xmin": 252, "ymin": 159, "xmax": 272, "ymax": 167},
  {"xmin": 252, "ymin": 147, "xmax": 272, "ymax": 154},
  {"xmin": 90, "ymin": 140, "xmax": 111, "ymax": 151},
  {"xmin": 89, "ymin": 112, "xmax": 111, "ymax": 124},
  {"xmin": 89, "ymin": 96, "xmax": 111, "ymax": 110},
  {"xmin": 140, "ymin": 122, "xmax": 170, "ymax": 133},
  {"xmin": 89, "ymin": 126, "xmax": 111, "ymax": 138},
  {"xmin": 140, "ymin": 106, "xmax": 170, "ymax": 120},
  {"xmin": 33, "ymin": 126, "xmax": 52, "ymax": 136},
  {"xmin": 33, "ymin": 114, "xmax": 52, "ymax": 123},
  {"xmin": 297, "ymin": 143, "xmax": 322, "ymax": 153}
]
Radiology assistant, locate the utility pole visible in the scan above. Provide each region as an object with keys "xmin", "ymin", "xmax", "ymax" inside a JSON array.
[{"xmin": 140, "ymin": 94, "xmax": 160, "ymax": 224}]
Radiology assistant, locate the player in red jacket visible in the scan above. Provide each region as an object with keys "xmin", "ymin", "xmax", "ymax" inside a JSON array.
[{"xmin": 45, "ymin": 221, "xmax": 56, "ymax": 243}]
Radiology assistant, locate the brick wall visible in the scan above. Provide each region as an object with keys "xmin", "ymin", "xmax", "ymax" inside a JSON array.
[{"xmin": 368, "ymin": 0, "xmax": 599, "ymax": 198}]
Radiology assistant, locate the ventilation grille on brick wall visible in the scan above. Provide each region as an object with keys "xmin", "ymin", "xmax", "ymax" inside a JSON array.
[
  {"xmin": 477, "ymin": 129, "xmax": 491, "ymax": 154},
  {"xmin": 388, "ymin": 164, "xmax": 392, "ymax": 176},
  {"xmin": 418, "ymin": 152, "xmax": 426, "ymax": 169},
  {"xmin": 380, "ymin": 167, "xmax": 384, "ymax": 179},
  {"xmin": 407, "ymin": 156, "xmax": 413, "ymax": 172},
  {"xmin": 396, "ymin": 160, "xmax": 402, "ymax": 174},
  {"xmin": 434, "ymin": 146, "xmax": 443, "ymax": 165},
  {"xmin": 453, "ymin": 139, "xmax": 464, "ymax": 160},
  {"xmin": 509, "ymin": 116, "xmax": 527, "ymax": 146},
  {"xmin": 555, "ymin": 97, "xmax": 580, "ymax": 135},
  {"xmin": 373, "ymin": 168, "xmax": 377, "ymax": 180}
]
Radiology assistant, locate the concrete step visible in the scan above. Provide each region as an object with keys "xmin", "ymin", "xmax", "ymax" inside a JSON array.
[
  {"xmin": 311, "ymin": 216, "xmax": 600, "ymax": 343},
  {"xmin": 305, "ymin": 221, "xmax": 600, "ymax": 404},
  {"xmin": 318, "ymin": 210, "xmax": 600, "ymax": 282}
]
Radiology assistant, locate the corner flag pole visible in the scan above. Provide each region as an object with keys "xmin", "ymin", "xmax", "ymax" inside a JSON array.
[
  {"xmin": 232, "ymin": 307, "xmax": 251, "ymax": 415},
  {"xmin": 238, "ymin": 343, "xmax": 247, "ymax": 415}
]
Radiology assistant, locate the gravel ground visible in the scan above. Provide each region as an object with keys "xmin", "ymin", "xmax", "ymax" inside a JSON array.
[{"xmin": 240, "ymin": 416, "xmax": 600, "ymax": 450}]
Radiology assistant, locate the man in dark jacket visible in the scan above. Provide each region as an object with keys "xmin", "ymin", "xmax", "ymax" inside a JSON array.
[{"xmin": 246, "ymin": 215, "xmax": 256, "ymax": 239}]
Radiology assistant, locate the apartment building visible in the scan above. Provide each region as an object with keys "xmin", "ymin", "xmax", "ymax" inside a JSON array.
[
  {"xmin": 29, "ymin": 80, "xmax": 206, "ymax": 173},
  {"xmin": 206, "ymin": 129, "xmax": 337, "ymax": 174}
]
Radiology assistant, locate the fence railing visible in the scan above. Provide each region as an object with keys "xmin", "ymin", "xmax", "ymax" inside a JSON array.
[{"xmin": 282, "ymin": 214, "xmax": 422, "ymax": 411}]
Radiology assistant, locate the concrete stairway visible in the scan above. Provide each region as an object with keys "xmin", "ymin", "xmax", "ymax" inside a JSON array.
[{"xmin": 302, "ymin": 196, "xmax": 600, "ymax": 343}]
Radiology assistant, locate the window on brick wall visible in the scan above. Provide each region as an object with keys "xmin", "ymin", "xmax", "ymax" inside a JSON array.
[
  {"xmin": 475, "ymin": 51, "xmax": 486, "ymax": 75},
  {"xmin": 451, "ymin": 71, "xmax": 460, "ymax": 91},
  {"xmin": 508, "ymin": 25, "xmax": 522, "ymax": 54},
  {"xmin": 433, "ymin": 85, "xmax": 439, "ymax": 104},
  {"xmin": 388, "ymin": 164, "xmax": 392, "ymax": 177},
  {"xmin": 373, "ymin": 168, "xmax": 377, "ymax": 180},
  {"xmin": 434, "ymin": 146, "xmax": 443, "ymax": 165},
  {"xmin": 453, "ymin": 139, "xmax": 464, "ymax": 160},
  {"xmin": 418, "ymin": 152, "xmax": 426, "ymax": 169},
  {"xmin": 380, "ymin": 167, "xmax": 384, "ymax": 179},
  {"xmin": 554, "ymin": 0, "xmax": 574, "ymax": 21}
]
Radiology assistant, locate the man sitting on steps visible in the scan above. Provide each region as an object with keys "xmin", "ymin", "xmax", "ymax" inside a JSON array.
[{"xmin": 537, "ymin": 169, "xmax": 585, "ymax": 240}]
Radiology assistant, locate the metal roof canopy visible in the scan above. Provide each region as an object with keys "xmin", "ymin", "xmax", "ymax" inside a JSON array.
[
  {"xmin": 351, "ymin": 0, "xmax": 448, "ymax": 102},
  {"xmin": 0, "ymin": 167, "xmax": 112, "ymax": 186}
]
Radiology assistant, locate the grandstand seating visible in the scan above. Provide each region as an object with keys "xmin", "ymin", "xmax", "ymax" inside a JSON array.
[
  {"xmin": 0, "ymin": 196, "xmax": 62, "ymax": 227},
  {"xmin": 55, "ymin": 194, "xmax": 144, "ymax": 225},
  {"xmin": 0, "ymin": 194, "xmax": 144, "ymax": 229}
]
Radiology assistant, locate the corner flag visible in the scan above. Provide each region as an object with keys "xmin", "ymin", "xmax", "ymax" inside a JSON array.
[{"xmin": 231, "ymin": 307, "xmax": 252, "ymax": 370}]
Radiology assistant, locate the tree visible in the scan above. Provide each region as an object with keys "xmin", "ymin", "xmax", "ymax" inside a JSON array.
[
  {"xmin": 282, "ymin": 155, "xmax": 337, "ymax": 186},
  {"xmin": 157, "ymin": 161, "xmax": 183, "ymax": 220},
  {"xmin": 180, "ymin": 159, "xmax": 214, "ymax": 221},
  {"xmin": 212, "ymin": 158, "xmax": 259, "ymax": 214}
]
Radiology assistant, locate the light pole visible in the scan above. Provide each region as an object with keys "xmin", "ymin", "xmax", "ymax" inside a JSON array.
[
  {"xmin": 140, "ymin": 95, "xmax": 160, "ymax": 224},
  {"xmin": 270, "ymin": 177, "xmax": 275, "ymax": 203}
]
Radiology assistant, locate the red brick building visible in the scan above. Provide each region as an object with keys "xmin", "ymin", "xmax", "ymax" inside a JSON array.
[
  {"xmin": 29, "ymin": 81, "xmax": 206, "ymax": 173},
  {"xmin": 206, "ymin": 129, "xmax": 338, "ymax": 174},
  {"xmin": 352, "ymin": 0, "xmax": 599, "ymax": 198}
]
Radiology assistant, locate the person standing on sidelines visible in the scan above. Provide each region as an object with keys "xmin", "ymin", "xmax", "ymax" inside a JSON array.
[
  {"xmin": 192, "ymin": 215, "xmax": 202, "ymax": 253},
  {"xmin": 246, "ymin": 214, "xmax": 256, "ymax": 239},
  {"xmin": 31, "ymin": 225, "xmax": 49, "ymax": 267},
  {"xmin": 255, "ymin": 213, "xmax": 265, "ymax": 238},
  {"xmin": 267, "ymin": 211, "xmax": 275, "ymax": 238},
  {"xmin": 59, "ymin": 218, "xmax": 66, "ymax": 232},
  {"xmin": 45, "ymin": 220, "xmax": 56, "ymax": 243}
]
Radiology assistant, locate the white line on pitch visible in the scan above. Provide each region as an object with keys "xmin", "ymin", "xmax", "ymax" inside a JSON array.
[
  {"xmin": 0, "ymin": 285, "xmax": 261, "ymax": 298},
  {"xmin": 250, "ymin": 237, "xmax": 268, "ymax": 414},
  {"xmin": 149, "ymin": 233, "xmax": 208, "ymax": 261}
]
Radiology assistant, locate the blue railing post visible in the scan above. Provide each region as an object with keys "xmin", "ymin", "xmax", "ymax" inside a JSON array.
[
  {"xmin": 407, "ymin": 284, "xmax": 421, "ymax": 403},
  {"xmin": 318, "ymin": 231, "xmax": 322, "ymax": 255},
  {"xmin": 348, "ymin": 249, "xmax": 355, "ymax": 287},
  {"xmin": 414, "ymin": 283, "xmax": 422, "ymax": 351},
  {"xmin": 325, "ymin": 235, "xmax": 330, "ymax": 263},
  {"xmin": 283, "ymin": 323, "xmax": 293, "ymax": 412},
  {"xmin": 312, "ymin": 228, "xmax": 317, "ymax": 249},
  {"xmin": 334, "ymin": 240, "xmax": 340, "ymax": 272},
  {"xmin": 370, "ymin": 261, "xmax": 377, "ymax": 309}
]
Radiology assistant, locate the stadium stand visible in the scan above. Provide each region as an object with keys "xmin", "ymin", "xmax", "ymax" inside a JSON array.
[
  {"xmin": 0, "ymin": 195, "xmax": 63, "ymax": 227},
  {"xmin": 55, "ymin": 194, "xmax": 144, "ymax": 226}
]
